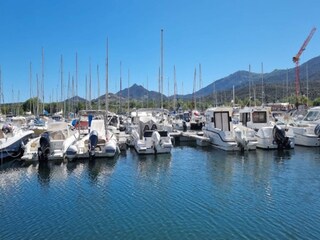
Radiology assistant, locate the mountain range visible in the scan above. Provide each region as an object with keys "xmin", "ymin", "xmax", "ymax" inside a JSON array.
[{"xmin": 85, "ymin": 55, "xmax": 320, "ymax": 103}]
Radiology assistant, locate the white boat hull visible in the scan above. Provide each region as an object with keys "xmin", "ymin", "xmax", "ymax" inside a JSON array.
[{"xmin": 290, "ymin": 126, "xmax": 320, "ymax": 147}]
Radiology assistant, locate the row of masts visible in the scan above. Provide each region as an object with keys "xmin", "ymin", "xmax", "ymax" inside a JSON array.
[{"xmin": 0, "ymin": 29, "xmax": 312, "ymax": 116}]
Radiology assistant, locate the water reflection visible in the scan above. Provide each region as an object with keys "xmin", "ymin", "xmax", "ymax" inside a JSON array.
[
  {"xmin": 272, "ymin": 149, "xmax": 292, "ymax": 163},
  {"xmin": 87, "ymin": 158, "xmax": 117, "ymax": 184},
  {"xmin": 134, "ymin": 153, "xmax": 172, "ymax": 178},
  {"xmin": 37, "ymin": 161, "xmax": 51, "ymax": 186}
]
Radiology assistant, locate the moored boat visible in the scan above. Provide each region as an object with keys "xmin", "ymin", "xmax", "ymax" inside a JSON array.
[{"xmin": 203, "ymin": 107, "xmax": 257, "ymax": 151}]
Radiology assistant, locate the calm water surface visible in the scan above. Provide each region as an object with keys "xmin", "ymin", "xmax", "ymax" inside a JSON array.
[{"xmin": 1, "ymin": 144, "xmax": 320, "ymax": 239}]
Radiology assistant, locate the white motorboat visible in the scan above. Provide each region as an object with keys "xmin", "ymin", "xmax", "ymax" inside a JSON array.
[
  {"xmin": 37, "ymin": 122, "xmax": 80, "ymax": 161},
  {"xmin": 189, "ymin": 110, "xmax": 205, "ymax": 130},
  {"xmin": 286, "ymin": 107, "xmax": 320, "ymax": 147},
  {"xmin": 239, "ymin": 106, "xmax": 294, "ymax": 149},
  {"xmin": 0, "ymin": 124, "xmax": 34, "ymax": 160},
  {"xmin": 203, "ymin": 107, "xmax": 257, "ymax": 151},
  {"xmin": 65, "ymin": 118, "xmax": 119, "ymax": 161},
  {"xmin": 130, "ymin": 109, "xmax": 173, "ymax": 154},
  {"xmin": 172, "ymin": 111, "xmax": 190, "ymax": 132},
  {"xmin": 255, "ymin": 125, "xmax": 295, "ymax": 149},
  {"xmin": 132, "ymin": 129, "xmax": 172, "ymax": 154}
]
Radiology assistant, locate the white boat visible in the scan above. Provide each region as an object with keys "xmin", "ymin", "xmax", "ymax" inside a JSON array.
[
  {"xmin": 172, "ymin": 111, "xmax": 190, "ymax": 132},
  {"xmin": 239, "ymin": 106, "xmax": 294, "ymax": 149},
  {"xmin": 284, "ymin": 106, "xmax": 320, "ymax": 147},
  {"xmin": 203, "ymin": 107, "xmax": 257, "ymax": 151},
  {"xmin": 255, "ymin": 125, "xmax": 295, "ymax": 149},
  {"xmin": 65, "ymin": 118, "xmax": 119, "ymax": 161},
  {"xmin": 189, "ymin": 110, "xmax": 204, "ymax": 130},
  {"xmin": 37, "ymin": 122, "xmax": 80, "ymax": 161},
  {"xmin": 130, "ymin": 109, "xmax": 173, "ymax": 154},
  {"xmin": 0, "ymin": 124, "xmax": 34, "ymax": 160},
  {"xmin": 132, "ymin": 129, "xmax": 172, "ymax": 154}
]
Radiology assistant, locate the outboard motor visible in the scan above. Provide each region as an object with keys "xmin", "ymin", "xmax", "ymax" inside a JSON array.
[
  {"xmin": 88, "ymin": 130, "xmax": 99, "ymax": 158},
  {"xmin": 38, "ymin": 132, "xmax": 50, "ymax": 161},
  {"xmin": 314, "ymin": 123, "xmax": 320, "ymax": 138},
  {"xmin": 273, "ymin": 125, "xmax": 291, "ymax": 149},
  {"xmin": 182, "ymin": 121, "xmax": 187, "ymax": 132}
]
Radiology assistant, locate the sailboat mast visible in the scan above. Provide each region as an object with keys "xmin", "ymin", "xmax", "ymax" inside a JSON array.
[
  {"xmin": 261, "ymin": 62, "xmax": 264, "ymax": 105},
  {"xmin": 199, "ymin": 63, "xmax": 202, "ymax": 109},
  {"xmin": 0, "ymin": 65, "xmax": 2, "ymax": 114},
  {"xmin": 127, "ymin": 69, "xmax": 130, "ymax": 114},
  {"xmin": 72, "ymin": 76, "xmax": 75, "ymax": 113},
  {"xmin": 76, "ymin": 52, "xmax": 78, "ymax": 106},
  {"xmin": 306, "ymin": 63, "xmax": 309, "ymax": 105},
  {"xmin": 286, "ymin": 69, "xmax": 289, "ymax": 101},
  {"xmin": 68, "ymin": 72, "xmax": 71, "ymax": 114},
  {"xmin": 173, "ymin": 65, "xmax": 177, "ymax": 111},
  {"xmin": 248, "ymin": 64, "xmax": 251, "ymax": 106},
  {"xmin": 85, "ymin": 75, "xmax": 88, "ymax": 109},
  {"xmin": 60, "ymin": 55, "xmax": 64, "ymax": 114},
  {"xmin": 36, "ymin": 74, "xmax": 39, "ymax": 116},
  {"xmin": 147, "ymin": 75, "xmax": 149, "ymax": 108},
  {"xmin": 119, "ymin": 61, "xmax": 122, "ymax": 114},
  {"xmin": 89, "ymin": 58, "xmax": 92, "ymax": 110},
  {"xmin": 29, "ymin": 62, "xmax": 32, "ymax": 113},
  {"xmin": 97, "ymin": 65, "xmax": 100, "ymax": 110},
  {"xmin": 160, "ymin": 29, "xmax": 164, "ymax": 109},
  {"xmin": 193, "ymin": 68, "xmax": 197, "ymax": 109},
  {"xmin": 105, "ymin": 38, "xmax": 109, "ymax": 122},
  {"xmin": 158, "ymin": 67, "xmax": 161, "ymax": 108},
  {"xmin": 41, "ymin": 48, "xmax": 44, "ymax": 115}
]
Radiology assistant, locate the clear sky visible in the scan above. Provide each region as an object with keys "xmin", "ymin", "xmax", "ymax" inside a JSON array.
[{"xmin": 0, "ymin": 0, "xmax": 319, "ymax": 103}]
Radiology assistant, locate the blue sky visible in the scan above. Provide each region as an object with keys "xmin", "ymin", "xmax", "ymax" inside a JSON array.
[{"xmin": 0, "ymin": 0, "xmax": 319, "ymax": 103}]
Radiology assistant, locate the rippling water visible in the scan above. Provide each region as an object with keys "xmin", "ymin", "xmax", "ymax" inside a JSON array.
[{"xmin": 1, "ymin": 144, "xmax": 320, "ymax": 239}]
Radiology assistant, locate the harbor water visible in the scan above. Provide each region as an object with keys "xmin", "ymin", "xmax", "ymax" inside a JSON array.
[{"xmin": 1, "ymin": 144, "xmax": 320, "ymax": 239}]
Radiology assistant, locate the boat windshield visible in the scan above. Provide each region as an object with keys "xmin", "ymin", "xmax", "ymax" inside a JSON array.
[
  {"xmin": 303, "ymin": 110, "xmax": 320, "ymax": 122},
  {"xmin": 252, "ymin": 111, "xmax": 267, "ymax": 123}
]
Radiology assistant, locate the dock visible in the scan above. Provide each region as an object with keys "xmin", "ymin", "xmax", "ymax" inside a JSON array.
[{"xmin": 170, "ymin": 131, "xmax": 210, "ymax": 146}]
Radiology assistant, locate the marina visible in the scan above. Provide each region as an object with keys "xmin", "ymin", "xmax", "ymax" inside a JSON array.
[
  {"xmin": 1, "ymin": 1, "xmax": 320, "ymax": 239},
  {"xmin": 1, "ymin": 143, "xmax": 320, "ymax": 239}
]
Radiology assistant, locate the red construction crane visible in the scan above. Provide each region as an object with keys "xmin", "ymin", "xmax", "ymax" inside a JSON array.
[{"xmin": 293, "ymin": 27, "xmax": 316, "ymax": 99}]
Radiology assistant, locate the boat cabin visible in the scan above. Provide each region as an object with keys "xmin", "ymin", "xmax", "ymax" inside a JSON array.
[
  {"xmin": 204, "ymin": 107, "xmax": 232, "ymax": 131},
  {"xmin": 239, "ymin": 107, "xmax": 271, "ymax": 131}
]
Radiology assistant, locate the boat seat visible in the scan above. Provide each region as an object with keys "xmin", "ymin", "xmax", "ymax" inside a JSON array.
[
  {"xmin": 97, "ymin": 139, "xmax": 106, "ymax": 145},
  {"xmin": 51, "ymin": 131, "xmax": 65, "ymax": 140}
]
